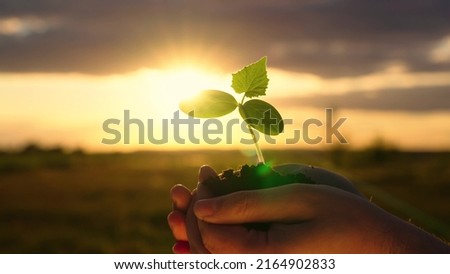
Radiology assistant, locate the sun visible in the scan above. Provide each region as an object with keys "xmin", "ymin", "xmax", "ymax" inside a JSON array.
[
  {"xmin": 137, "ymin": 65, "xmax": 229, "ymax": 116},
  {"xmin": 162, "ymin": 66, "xmax": 227, "ymax": 100}
]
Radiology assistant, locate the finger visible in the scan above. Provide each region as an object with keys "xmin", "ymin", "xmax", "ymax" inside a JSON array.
[
  {"xmin": 198, "ymin": 222, "xmax": 270, "ymax": 253},
  {"xmin": 179, "ymin": 166, "xmax": 216, "ymax": 254},
  {"xmin": 172, "ymin": 241, "xmax": 190, "ymax": 254},
  {"xmin": 170, "ymin": 184, "xmax": 192, "ymax": 211},
  {"xmin": 185, "ymin": 190, "xmax": 210, "ymax": 253},
  {"xmin": 194, "ymin": 184, "xmax": 319, "ymax": 224},
  {"xmin": 198, "ymin": 165, "xmax": 218, "ymax": 184},
  {"xmin": 197, "ymin": 165, "xmax": 218, "ymax": 200},
  {"xmin": 167, "ymin": 210, "xmax": 188, "ymax": 241}
]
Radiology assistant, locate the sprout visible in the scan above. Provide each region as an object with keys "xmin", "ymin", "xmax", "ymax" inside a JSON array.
[{"xmin": 179, "ymin": 57, "xmax": 283, "ymax": 163}]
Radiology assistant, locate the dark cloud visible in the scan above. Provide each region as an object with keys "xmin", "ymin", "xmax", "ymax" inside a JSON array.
[
  {"xmin": 0, "ymin": 0, "xmax": 450, "ymax": 77},
  {"xmin": 274, "ymin": 86, "xmax": 450, "ymax": 112}
]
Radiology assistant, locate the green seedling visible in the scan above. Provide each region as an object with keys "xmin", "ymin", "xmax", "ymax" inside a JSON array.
[{"xmin": 179, "ymin": 57, "xmax": 283, "ymax": 164}]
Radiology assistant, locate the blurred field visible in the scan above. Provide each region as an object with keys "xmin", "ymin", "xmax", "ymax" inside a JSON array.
[{"xmin": 0, "ymin": 146, "xmax": 449, "ymax": 253}]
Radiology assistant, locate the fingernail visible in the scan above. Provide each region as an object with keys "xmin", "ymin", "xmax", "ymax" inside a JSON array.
[
  {"xmin": 194, "ymin": 199, "xmax": 216, "ymax": 219},
  {"xmin": 173, "ymin": 241, "xmax": 190, "ymax": 254}
]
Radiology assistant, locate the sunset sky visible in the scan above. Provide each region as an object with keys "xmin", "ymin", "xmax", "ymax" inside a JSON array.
[{"xmin": 1, "ymin": 0, "xmax": 449, "ymax": 152}]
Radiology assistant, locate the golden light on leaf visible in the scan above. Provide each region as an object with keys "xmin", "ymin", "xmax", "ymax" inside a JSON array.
[{"xmin": 141, "ymin": 66, "xmax": 230, "ymax": 114}]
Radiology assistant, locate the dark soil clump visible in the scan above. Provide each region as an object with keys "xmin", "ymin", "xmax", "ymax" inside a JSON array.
[
  {"xmin": 202, "ymin": 163, "xmax": 314, "ymax": 230},
  {"xmin": 203, "ymin": 163, "xmax": 314, "ymax": 198}
]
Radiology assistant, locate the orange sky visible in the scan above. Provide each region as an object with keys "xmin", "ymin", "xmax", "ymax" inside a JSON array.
[{"xmin": 1, "ymin": 66, "xmax": 449, "ymax": 152}]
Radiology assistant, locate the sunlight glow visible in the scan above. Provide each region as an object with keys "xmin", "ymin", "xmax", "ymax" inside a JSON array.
[
  {"xmin": 1, "ymin": 64, "xmax": 450, "ymax": 152},
  {"xmin": 156, "ymin": 66, "xmax": 229, "ymax": 101},
  {"xmin": 131, "ymin": 66, "xmax": 230, "ymax": 119}
]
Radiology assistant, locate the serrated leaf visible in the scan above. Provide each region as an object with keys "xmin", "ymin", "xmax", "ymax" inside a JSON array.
[
  {"xmin": 231, "ymin": 56, "xmax": 269, "ymax": 98},
  {"xmin": 179, "ymin": 90, "xmax": 238, "ymax": 118},
  {"xmin": 238, "ymin": 99, "xmax": 284, "ymax": 135}
]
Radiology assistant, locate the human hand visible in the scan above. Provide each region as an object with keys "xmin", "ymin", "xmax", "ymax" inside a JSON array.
[
  {"xmin": 168, "ymin": 165, "xmax": 218, "ymax": 253},
  {"xmin": 167, "ymin": 184, "xmax": 191, "ymax": 253},
  {"xmin": 168, "ymin": 164, "xmax": 363, "ymax": 253},
  {"xmin": 194, "ymin": 183, "xmax": 450, "ymax": 253}
]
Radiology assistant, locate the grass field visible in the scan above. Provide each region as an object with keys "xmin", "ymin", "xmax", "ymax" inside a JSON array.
[{"xmin": 0, "ymin": 148, "xmax": 449, "ymax": 253}]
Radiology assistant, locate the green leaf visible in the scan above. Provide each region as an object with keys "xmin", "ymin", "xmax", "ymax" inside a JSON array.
[
  {"xmin": 231, "ymin": 56, "xmax": 269, "ymax": 98},
  {"xmin": 238, "ymin": 99, "xmax": 284, "ymax": 135},
  {"xmin": 179, "ymin": 90, "xmax": 238, "ymax": 118}
]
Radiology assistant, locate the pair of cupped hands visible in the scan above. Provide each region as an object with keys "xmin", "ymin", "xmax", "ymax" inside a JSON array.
[{"xmin": 167, "ymin": 165, "xmax": 449, "ymax": 254}]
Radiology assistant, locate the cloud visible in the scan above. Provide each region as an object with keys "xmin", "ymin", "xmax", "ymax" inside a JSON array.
[
  {"xmin": 0, "ymin": 16, "xmax": 58, "ymax": 37},
  {"xmin": 274, "ymin": 86, "xmax": 450, "ymax": 112},
  {"xmin": 429, "ymin": 35, "xmax": 450, "ymax": 64},
  {"xmin": 0, "ymin": 0, "xmax": 450, "ymax": 77}
]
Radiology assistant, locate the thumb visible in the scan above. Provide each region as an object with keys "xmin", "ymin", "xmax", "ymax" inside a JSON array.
[
  {"xmin": 198, "ymin": 165, "xmax": 218, "ymax": 184},
  {"xmin": 197, "ymin": 165, "xmax": 217, "ymax": 200},
  {"xmin": 194, "ymin": 184, "xmax": 317, "ymax": 224},
  {"xmin": 184, "ymin": 165, "xmax": 218, "ymax": 253},
  {"xmin": 185, "ymin": 190, "xmax": 210, "ymax": 253}
]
